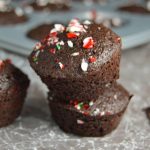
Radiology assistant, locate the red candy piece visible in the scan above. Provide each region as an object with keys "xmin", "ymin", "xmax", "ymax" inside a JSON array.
[
  {"xmin": 83, "ymin": 104, "xmax": 89, "ymax": 110},
  {"xmin": 74, "ymin": 100, "xmax": 79, "ymax": 106},
  {"xmin": 49, "ymin": 48, "xmax": 56, "ymax": 54},
  {"xmin": 83, "ymin": 37, "xmax": 94, "ymax": 49},
  {"xmin": 89, "ymin": 56, "xmax": 96, "ymax": 63},
  {"xmin": 50, "ymin": 32, "xmax": 57, "ymax": 37},
  {"xmin": 67, "ymin": 32, "xmax": 78, "ymax": 39}
]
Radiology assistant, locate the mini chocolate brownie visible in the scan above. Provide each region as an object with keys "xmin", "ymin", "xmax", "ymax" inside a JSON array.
[
  {"xmin": 49, "ymin": 83, "xmax": 132, "ymax": 136},
  {"xmin": 118, "ymin": 4, "xmax": 150, "ymax": 14},
  {"xmin": 29, "ymin": 19, "xmax": 121, "ymax": 91},
  {"xmin": 0, "ymin": 59, "xmax": 30, "ymax": 127},
  {"xmin": 29, "ymin": 0, "xmax": 70, "ymax": 12},
  {"xmin": 0, "ymin": 1, "xmax": 28, "ymax": 25}
]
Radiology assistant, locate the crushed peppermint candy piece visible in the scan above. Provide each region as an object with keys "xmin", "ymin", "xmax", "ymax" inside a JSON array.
[
  {"xmin": 83, "ymin": 37, "xmax": 94, "ymax": 49},
  {"xmin": 35, "ymin": 50, "xmax": 40, "ymax": 57},
  {"xmin": 34, "ymin": 42, "xmax": 42, "ymax": 50},
  {"xmin": 58, "ymin": 62, "xmax": 64, "ymax": 69},
  {"xmin": 81, "ymin": 58, "xmax": 88, "ymax": 72},
  {"xmin": 50, "ymin": 29, "xmax": 57, "ymax": 36},
  {"xmin": 93, "ymin": 108, "xmax": 100, "ymax": 116},
  {"xmin": 67, "ymin": 32, "xmax": 79, "ymax": 38},
  {"xmin": 77, "ymin": 119, "xmax": 84, "ymax": 125},
  {"xmin": 67, "ymin": 19, "xmax": 86, "ymax": 33},
  {"xmin": 89, "ymin": 56, "xmax": 96, "ymax": 63},
  {"xmin": 49, "ymin": 48, "xmax": 56, "ymax": 54},
  {"xmin": 89, "ymin": 101, "xmax": 94, "ymax": 106},
  {"xmin": 114, "ymin": 94, "xmax": 117, "ymax": 100},
  {"xmin": 100, "ymin": 111, "xmax": 105, "ymax": 116},
  {"xmin": 84, "ymin": 25, "xmax": 88, "ymax": 29},
  {"xmin": 67, "ymin": 40, "xmax": 73, "ymax": 48},
  {"xmin": 67, "ymin": 25, "xmax": 85, "ymax": 33},
  {"xmin": 71, "ymin": 52, "xmax": 79, "ymax": 56},
  {"xmin": 83, "ymin": 20, "xmax": 91, "ymax": 25},
  {"xmin": 68, "ymin": 19, "xmax": 80, "ymax": 26},
  {"xmin": 54, "ymin": 24, "xmax": 65, "ymax": 32},
  {"xmin": 59, "ymin": 40, "xmax": 64, "ymax": 45}
]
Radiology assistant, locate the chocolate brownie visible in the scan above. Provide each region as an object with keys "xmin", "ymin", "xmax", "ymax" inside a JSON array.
[
  {"xmin": 29, "ymin": 0, "xmax": 70, "ymax": 11},
  {"xmin": 0, "ymin": 0, "xmax": 28, "ymax": 25},
  {"xmin": 118, "ymin": 4, "xmax": 150, "ymax": 14},
  {"xmin": 29, "ymin": 19, "xmax": 121, "ymax": 89},
  {"xmin": 49, "ymin": 83, "xmax": 132, "ymax": 136},
  {"xmin": 0, "ymin": 59, "xmax": 30, "ymax": 127}
]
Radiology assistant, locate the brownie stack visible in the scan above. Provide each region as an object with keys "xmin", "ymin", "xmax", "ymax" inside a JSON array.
[
  {"xmin": 29, "ymin": 19, "xmax": 132, "ymax": 136},
  {"xmin": 0, "ymin": 59, "xmax": 30, "ymax": 127}
]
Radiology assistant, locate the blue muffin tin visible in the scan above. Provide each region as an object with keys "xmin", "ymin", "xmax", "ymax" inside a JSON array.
[{"xmin": 0, "ymin": 0, "xmax": 150, "ymax": 56}]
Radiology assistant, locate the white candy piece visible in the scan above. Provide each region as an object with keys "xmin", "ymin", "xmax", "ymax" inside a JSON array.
[
  {"xmin": 93, "ymin": 108, "xmax": 100, "ymax": 116},
  {"xmin": 67, "ymin": 25, "xmax": 84, "ymax": 33},
  {"xmin": 35, "ymin": 42, "xmax": 42, "ymax": 50},
  {"xmin": 68, "ymin": 19, "xmax": 80, "ymax": 26},
  {"xmin": 35, "ymin": 50, "xmax": 40, "ymax": 57},
  {"xmin": 83, "ymin": 20, "xmax": 91, "ymax": 25},
  {"xmin": 71, "ymin": 52, "xmax": 79, "ymax": 56},
  {"xmin": 54, "ymin": 24, "xmax": 65, "ymax": 32},
  {"xmin": 67, "ymin": 40, "xmax": 73, "ymax": 48},
  {"xmin": 77, "ymin": 119, "xmax": 84, "ymax": 124},
  {"xmin": 81, "ymin": 58, "xmax": 88, "ymax": 72},
  {"xmin": 58, "ymin": 62, "xmax": 64, "ymax": 69},
  {"xmin": 89, "ymin": 101, "xmax": 94, "ymax": 106},
  {"xmin": 59, "ymin": 40, "xmax": 64, "ymax": 45},
  {"xmin": 114, "ymin": 94, "xmax": 118, "ymax": 100},
  {"xmin": 100, "ymin": 111, "xmax": 105, "ymax": 116},
  {"xmin": 50, "ymin": 28, "xmax": 57, "ymax": 33}
]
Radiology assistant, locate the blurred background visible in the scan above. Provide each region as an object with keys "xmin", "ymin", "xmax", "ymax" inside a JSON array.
[{"xmin": 0, "ymin": 0, "xmax": 150, "ymax": 55}]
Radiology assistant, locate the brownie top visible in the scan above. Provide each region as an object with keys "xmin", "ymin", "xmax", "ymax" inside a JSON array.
[
  {"xmin": 29, "ymin": 19, "xmax": 121, "ymax": 79},
  {"xmin": 50, "ymin": 83, "xmax": 132, "ymax": 116},
  {"xmin": 0, "ymin": 59, "xmax": 29, "ymax": 93}
]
